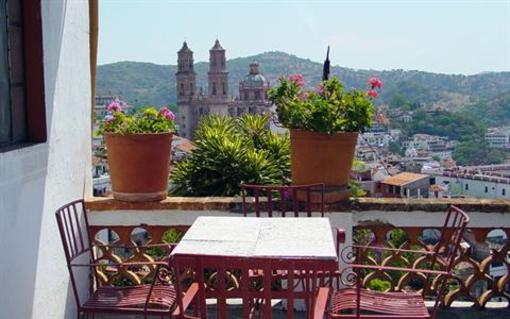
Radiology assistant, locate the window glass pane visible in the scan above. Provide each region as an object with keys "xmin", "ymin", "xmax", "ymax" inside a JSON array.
[{"xmin": 0, "ymin": 0, "xmax": 11, "ymax": 144}]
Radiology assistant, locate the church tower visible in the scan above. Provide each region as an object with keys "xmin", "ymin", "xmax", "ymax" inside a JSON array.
[
  {"xmin": 207, "ymin": 40, "xmax": 229, "ymax": 113},
  {"xmin": 176, "ymin": 42, "xmax": 196, "ymax": 138}
]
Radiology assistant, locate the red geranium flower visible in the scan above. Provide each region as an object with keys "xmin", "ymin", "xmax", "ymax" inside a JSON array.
[
  {"xmin": 368, "ymin": 77, "xmax": 383, "ymax": 89},
  {"xmin": 366, "ymin": 89, "xmax": 378, "ymax": 98}
]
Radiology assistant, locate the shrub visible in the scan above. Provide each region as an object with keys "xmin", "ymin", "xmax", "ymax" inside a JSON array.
[
  {"xmin": 170, "ymin": 114, "xmax": 290, "ymax": 196},
  {"xmin": 367, "ymin": 278, "xmax": 392, "ymax": 292}
]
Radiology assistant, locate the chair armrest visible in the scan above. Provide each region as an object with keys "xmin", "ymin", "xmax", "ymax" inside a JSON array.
[
  {"xmin": 348, "ymin": 263, "xmax": 448, "ymax": 276},
  {"xmin": 352, "ymin": 244, "xmax": 437, "ymax": 256},
  {"xmin": 313, "ymin": 287, "xmax": 330, "ymax": 319},
  {"xmin": 172, "ymin": 282, "xmax": 199, "ymax": 317}
]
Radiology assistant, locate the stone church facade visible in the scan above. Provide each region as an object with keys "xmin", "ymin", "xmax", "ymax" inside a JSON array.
[{"xmin": 176, "ymin": 40, "xmax": 271, "ymax": 139}]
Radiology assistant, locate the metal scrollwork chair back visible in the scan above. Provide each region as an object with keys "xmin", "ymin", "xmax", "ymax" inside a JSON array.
[
  {"xmin": 55, "ymin": 200, "xmax": 198, "ymax": 319},
  {"xmin": 313, "ymin": 205, "xmax": 470, "ymax": 319}
]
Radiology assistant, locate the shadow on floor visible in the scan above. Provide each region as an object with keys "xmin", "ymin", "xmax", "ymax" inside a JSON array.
[{"xmin": 95, "ymin": 306, "xmax": 510, "ymax": 319}]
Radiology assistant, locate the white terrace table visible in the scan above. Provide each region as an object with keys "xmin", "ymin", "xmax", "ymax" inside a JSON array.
[{"xmin": 171, "ymin": 216, "xmax": 338, "ymax": 319}]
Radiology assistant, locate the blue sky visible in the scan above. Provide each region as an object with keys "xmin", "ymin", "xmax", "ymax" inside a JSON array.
[{"xmin": 98, "ymin": 0, "xmax": 510, "ymax": 75}]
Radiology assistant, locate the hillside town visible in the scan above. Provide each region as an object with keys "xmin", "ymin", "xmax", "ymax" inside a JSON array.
[
  {"xmin": 91, "ymin": 38, "xmax": 510, "ymax": 200},
  {"xmin": 93, "ymin": 91, "xmax": 510, "ymax": 201}
]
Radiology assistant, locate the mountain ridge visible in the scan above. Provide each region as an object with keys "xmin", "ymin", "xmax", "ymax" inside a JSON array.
[{"xmin": 96, "ymin": 51, "xmax": 510, "ymax": 126}]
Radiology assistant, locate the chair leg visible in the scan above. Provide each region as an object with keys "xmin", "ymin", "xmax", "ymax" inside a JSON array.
[{"xmin": 193, "ymin": 297, "xmax": 199, "ymax": 317}]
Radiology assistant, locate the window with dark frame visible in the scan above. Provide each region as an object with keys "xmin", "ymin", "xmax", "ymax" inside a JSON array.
[{"xmin": 0, "ymin": 0, "xmax": 46, "ymax": 151}]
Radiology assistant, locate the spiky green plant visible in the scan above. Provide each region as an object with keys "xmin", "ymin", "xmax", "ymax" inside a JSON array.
[{"xmin": 170, "ymin": 114, "xmax": 290, "ymax": 196}]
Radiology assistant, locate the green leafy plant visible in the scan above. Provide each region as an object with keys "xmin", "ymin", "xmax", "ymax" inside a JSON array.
[
  {"xmin": 267, "ymin": 75, "xmax": 381, "ymax": 134},
  {"xmin": 170, "ymin": 114, "xmax": 290, "ymax": 196},
  {"xmin": 146, "ymin": 228, "xmax": 184, "ymax": 258},
  {"xmin": 367, "ymin": 278, "xmax": 392, "ymax": 292},
  {"xmin": 96, "ymin": 99, "xmax": 176, "ymax": 135}
]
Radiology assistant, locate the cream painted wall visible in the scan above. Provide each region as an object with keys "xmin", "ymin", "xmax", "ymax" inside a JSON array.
[{"xmin": 0, "ymin": 1, "xmax": 91, "ymax": 318}]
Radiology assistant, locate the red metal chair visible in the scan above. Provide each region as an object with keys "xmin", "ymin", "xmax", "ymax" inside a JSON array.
[
  {"xmin": 241, "ymin": 183, "xmax": 325, "ymax": 218},
  {"xmin": 55, "ymin": 200, "xmax": 198, "ymax": 319},
  {"xmin": 313, "ymin": 205, "xmax": 470, "ymax": 319},
  {"xmin": 241, "ymin": 183, "xmax": 344, "ymax": 259},
  {"xmin": 241, "ymin": 183, "xmax": 343, "ymax": 308},
  {"xmin": 172, "ymin": 254, "xmax": 336, "ymax": 319}
]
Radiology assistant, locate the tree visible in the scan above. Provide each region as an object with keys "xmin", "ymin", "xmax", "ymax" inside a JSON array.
[
  {"xmin": 453, "ymin": 139, "xmax": 506, "ymax": 166},
  {"xmin": 389, "ymin": 141, "xmax": 405, "ymax": 156},
  {"xmin": 406, "ymin": 110, "xmax": 485, "ymax": 142}
]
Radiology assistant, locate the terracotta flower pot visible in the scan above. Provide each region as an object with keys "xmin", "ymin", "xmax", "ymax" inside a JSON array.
[
  {"xmin": 104, "ymin": 132, "xmax": 173, "ymax": 202},
  {"xmin": 290, "ymin": 129, "xmax": 358, "ymax": 201}
]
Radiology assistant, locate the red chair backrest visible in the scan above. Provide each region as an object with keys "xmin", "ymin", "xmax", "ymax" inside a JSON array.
[
  {"xmin": 433, "ymin": 205, "xmax": 470, "ymax": 273},
  {"xmin": 55, "ymin": 200, "xmax": 94, "ymax": 308},
  {"xmin": 55, "ymin": 200, "xmax": 92, "ymax": 264},
  {"xmin": 241, "ymin": 183, "xmax": 325, "ymax": 217}
]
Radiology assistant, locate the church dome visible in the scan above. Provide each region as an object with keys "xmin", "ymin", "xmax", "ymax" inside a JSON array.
[
  {"xmin": 241, "ymin": 61, "xmax": 268, "ymax": 88},
  {"xmin": 242, "ymin": 73, "xmax": 269, "ymax": 88}
]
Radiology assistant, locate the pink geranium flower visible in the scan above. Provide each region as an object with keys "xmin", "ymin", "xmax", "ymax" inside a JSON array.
[
  {"xmin": 316, "ymin": 83, "xmax": 325, "ymax": 94},
  {"xmin": 299, "ymin": 92, "xmax": 309, "ymax": 101},
  {"xmin": 288, "ymin": 74, "xmax": 305, "ymax": 87},
  {"xmin": 107, "ymin": 99, "xmax": 122, "ymax": 112},
  {"xmin": 159, "ymin": 106, "xmax": 176, "ymax": 121}
]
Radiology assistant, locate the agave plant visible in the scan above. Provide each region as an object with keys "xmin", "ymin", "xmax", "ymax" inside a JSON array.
[{"xmin": 170, "ymin": 114, "xmax": 290, "ymax": 196}]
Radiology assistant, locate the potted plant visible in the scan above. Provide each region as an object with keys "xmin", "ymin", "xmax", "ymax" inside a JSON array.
[
  {"xmin": 267, "ymin": 75, "xmax": 382, "ymax": 200},
  {"xmin": 96, "ymin": 99, "xmax": 176, "ymax": 202}
]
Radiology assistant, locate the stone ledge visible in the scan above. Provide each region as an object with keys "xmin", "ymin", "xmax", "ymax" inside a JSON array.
[
  {"xmin": 85, "ymin": 196, "xmax": 243, "ymax": 211},
  {"xmin": 85, "ymin": 196, "xmax": 510, "ymax": 213},
  {"xmin": 351, "ymin": 197, "xmax": 510, "ymax": 213}
]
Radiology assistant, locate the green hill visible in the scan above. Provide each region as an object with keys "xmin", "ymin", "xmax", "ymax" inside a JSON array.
[{"xmin": 97, "ymin": 51, "xmax": 510, "ymax": 125}]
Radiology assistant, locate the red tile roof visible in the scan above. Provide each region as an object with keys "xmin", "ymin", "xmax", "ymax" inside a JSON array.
[{"xmin": 382, "ymin": 172, "xmax": 429, "ymax": 186}]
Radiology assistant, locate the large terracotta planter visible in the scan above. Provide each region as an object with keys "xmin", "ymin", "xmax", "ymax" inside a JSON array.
[
  {"xmin": 105, "ymin": 132, "xmax": 173, "ymax": 202},
  {"xmin": 290, "ymin": 129, "xmax": 358, "ymax": 201}
]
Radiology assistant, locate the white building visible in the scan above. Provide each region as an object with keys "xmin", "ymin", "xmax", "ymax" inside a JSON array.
[
  {"xmin": 403, "ymin": 134, "xmax": 453, "ymax": 160},
  {"xmin": 435, "ymin": 172, "xmax": 510, "ymax": 199},
  {"xmin": 359, "ymin": 131, "xmax": 391, "ymax": 148},
  {"xmin": 0, "ymin": 2, "xmax": 91, "ymax": 318},
  {"xmin": 485, "ymin": 128, "xmax": 510, "ymax": 149},
  {"xmin": 389, "ymin": 129, "xmax": 402, "ymax": 141}
]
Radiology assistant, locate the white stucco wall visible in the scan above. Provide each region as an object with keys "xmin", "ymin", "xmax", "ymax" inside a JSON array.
[
  {"xmin": 0, "ymin": 1, "xmax": 91, "ymax": 318},
  {"xmin": 436, "ymin": 175, "xmax": 510, "ymax": 200}
]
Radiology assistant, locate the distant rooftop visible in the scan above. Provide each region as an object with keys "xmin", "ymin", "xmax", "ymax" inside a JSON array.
[{"xmin": 382, "ymin": 172, "xmax": 429, "ymax": 186}]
